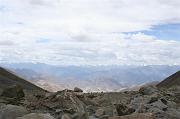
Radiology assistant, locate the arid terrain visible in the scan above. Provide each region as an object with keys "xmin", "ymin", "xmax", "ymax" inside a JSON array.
[{"xmin": 0, "ymin": 67, "xmax": 180, "ymax": 119}]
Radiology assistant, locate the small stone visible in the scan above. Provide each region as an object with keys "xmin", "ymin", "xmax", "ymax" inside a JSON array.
[
  {"xmin": 79, "ymin": 112, "xmax": 89, "ymax": 119},
  {"xmin": 100, "ymin": 115, "xmax": 109, "ymax": 119},
  {"xmin": 95, "ymin": 109, "xmax": 105, "ymax": 117},
  {"xmin": 148, "ymin": 97, "xmax": 158, "ymax": 104},
  {"xmin": 61, "ymin": 113, "xmax": 72, "ymax": 119}
]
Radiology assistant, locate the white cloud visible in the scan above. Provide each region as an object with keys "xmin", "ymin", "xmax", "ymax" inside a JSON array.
[
  {"xmin": 0, "ymin": 32, "xmax": 180, "ymax": 65},
  {"xmin": 0, "ymin": 40, "xmax": 14, "ymax": 46},
  {"xmin": 0, "ymin": 0, "xmax": 180, "ymax": 65}
]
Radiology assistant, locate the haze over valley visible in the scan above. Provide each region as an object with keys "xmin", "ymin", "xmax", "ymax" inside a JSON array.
[{"xmin": 1, "ymin": 63, "xmax": 180, "ymax": 92}]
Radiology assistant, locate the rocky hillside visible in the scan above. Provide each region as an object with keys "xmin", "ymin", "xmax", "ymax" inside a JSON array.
[
  {"xmin": 157, "ymin": 70, "xmax": 180, "ymax": 89},
  {"xmin": 0, "ymin": 68, "xmax": 180, "ymax": 119},
  {"xmin": 0, "ymin": 67, "xmax": 44, "ymax": 91}
]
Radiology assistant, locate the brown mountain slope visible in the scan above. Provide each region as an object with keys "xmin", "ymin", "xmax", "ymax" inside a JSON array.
[
  {"xmin": 0, "ymin": 67, "xmax": 44, "ymax": 91},
  {"xmin": 157, "ymin": 70, "xmax": 180, "ymax": 89}
]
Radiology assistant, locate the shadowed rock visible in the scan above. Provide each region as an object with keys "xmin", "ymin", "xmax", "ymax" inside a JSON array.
[
  {"xmin": 1, "ymin": 85, "xmax": 24, "ymax": 99},
  {"xmin": 0, "ymin": 104, "xmax": 28, "ymax": 119},
  {"xmin": 114, "ymin": 103, "xmax": 135, "ymax": 116},
  {"xmin": 74, "ymin": 87, "xmax": 83, "ymax": 92},
  {"xmin": 157, "ymin": 70, "xmax": 180, "ymax": 89}
]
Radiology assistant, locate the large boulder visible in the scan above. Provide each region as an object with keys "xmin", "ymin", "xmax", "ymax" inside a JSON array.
[
  {"xmin": 39, "ymin": 90, "xmax": 87, "ymax": 118},
  {"xmin": 129, "ymin": 96, "xmax": 150, "ymax": 113},
  {"xmin": 149, "ymin": 100, "xmax": 168, "ymax": 111},
  {"xmin": 39, "ymin": 90, "xmax": 85, "ymax": 108},
  {"xmin": 139, "ymin": 86, "xmax": 158, "ymax": 95},
  {"xmin": 0, "ymin": 104, "xmax": 28, "ymax": 119},
  {"xmin": 99, "ymin": 105, "xmax": 115, "ymax": 117},
  {"xmin": 16, "ymin": 113, "xmax": 55, "ymax": 119},
  {"xmin": 74, "ymin": 87, "xmax": 83, "ymax": 92},
  {"xmin": 1, "ymin": 85, "xmax": 24, "ymax": 99},
  {"xmin": 114, "ymin": 103, "xmax": 135, "ymax": 116}
]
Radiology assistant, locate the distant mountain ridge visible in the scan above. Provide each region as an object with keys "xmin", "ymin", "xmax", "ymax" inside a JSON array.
[{"xmin": 1, "ymin": 63, "xmax": 180, "ymax": 92}]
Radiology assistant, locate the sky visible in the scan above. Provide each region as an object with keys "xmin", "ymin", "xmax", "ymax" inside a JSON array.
[{"xmin": 0, "ymin": 0, "xmax": 180, "ymax": 66}]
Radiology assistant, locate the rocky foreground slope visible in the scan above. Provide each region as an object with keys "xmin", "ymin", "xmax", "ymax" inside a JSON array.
[
  {"xmin": 0, "ymin": 67, "xmax": 44, "ymax": 91},
  {"xmin": 0, "ymin": 67, "xmax": 180, "ymax": 119},
  {"xmin": 157, "ymin": 70, "xmax": 180, "ymax": 89}
]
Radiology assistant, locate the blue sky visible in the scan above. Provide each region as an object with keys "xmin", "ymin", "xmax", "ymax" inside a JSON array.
[
  {"xmin": 0, "ymin": 0, "xmax": 180, "ymax": 65},
  {"xmin": 124, "ymin": 23, "xmax": 180, "ymax": 41},
  {"xmin": 142, "ymin": 24, "xmax": 180, "ymax": 41},
  {"xmin": 36, "ymin": 38, "xmax": 50, "ymax": 43}
]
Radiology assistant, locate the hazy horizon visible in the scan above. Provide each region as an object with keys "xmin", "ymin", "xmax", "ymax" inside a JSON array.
[{"xmin": 1, "ymin": 63, "xmax": 179, "ymax": 92}]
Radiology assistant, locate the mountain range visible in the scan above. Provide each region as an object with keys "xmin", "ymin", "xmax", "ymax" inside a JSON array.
[{"xmin": 1, "ymin": 63, "xmax": 180, "ymax": 92}]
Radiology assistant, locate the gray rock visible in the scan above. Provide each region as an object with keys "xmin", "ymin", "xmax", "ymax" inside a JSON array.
[
  {"xmin": 114, "ymin": 103, "xmax": 135, "ymax": 116},
  {"xmin": 108, "ymin": 113, "xmax": 154, "ymax": 119},
  {"xmin": 149, "ymin": 100, "xmax": 168, "ymax": 111},
  {"xmin": 74, "ymin": 87, "xmax": 83, "ymax": 92},
  {"xmin": 102, "ymin": 105, "xmax": 115, "ymax": 117},
  {"xmin": 0, "ymin": 103, "xmax": 5, "ymax": 109},
  {"xmin": 61, "ymin": 113, "xmax": 72, "ymax": 119},
  {"xmin": 16, "ymin": 113, "xmax": 55, "ymax": 119},
  {"xmin": 45, "ymin": 90, "xmax": 86, "ymax": 113},
  {"xmin": 137, "ymin": 99, "xmax": 169, "ymax": 118},
  {"xmin": 61, "ymin": 112, "xmax": 89, "ymax": 119},
  {"xmin": 148, "ymin": 107, "xmax": 164, "ymax": 114},
  {"xmin": 166, "ymin": 108, "xmax": 180, "ymax": 119},
  {"xmin": 86, "ymin": 105, "xmax": 96, "ymax": 115},
  {"xmin": 89, "ymin": 116, "xmax": 98, "ymax": 119},
  {"xmin": 166, "ymin": 100, "xmax": 177, "ymax": 108},
  {"xmin": 78, "ymin": 112, "xmax": 89, "ymax": 119},
  {"xmin": 0, "ymin": 104, "xmax": 28, "ymax": 119},
  {"xmin": 95, "ymin": 109, "xmax": 105, "ymax": 117},
  {"xmin": 139, "ymin": 86, "xmax": 158, "ymax": 95},
  {"xmin": 99, "ymin": 115, "xmax": 109, "ymax": 119},
  {"xmin": 129, "ymin": 96, "xmax": 150, "ymax": 112}
]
